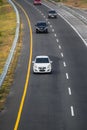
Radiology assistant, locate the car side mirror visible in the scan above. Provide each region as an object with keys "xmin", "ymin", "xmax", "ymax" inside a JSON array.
[
  {"xmin": 50, "ymin": 61, "xmax": 53, "ymax": 64},
  {"xmin": 32, "ymin": 61, "xmax": 35, "ymax": 64}
]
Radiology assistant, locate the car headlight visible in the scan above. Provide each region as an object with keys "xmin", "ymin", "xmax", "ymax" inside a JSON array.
[
  {"xmin": 45, "ymin": 27, "xmax": 48, "ymax": 29},
  {"xmin": 47, "ymin": 64, "xmax": 51, "ymax": 69},
  {"xmin": 34, "ymin": 65, "xmax": 37, "ymax": 69}
]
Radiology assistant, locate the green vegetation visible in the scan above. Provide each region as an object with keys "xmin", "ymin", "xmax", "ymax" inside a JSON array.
[
  {"xmin": 0, "ymin": 0, "xmax": 22, "ymax": 111},
  {"xmin": 0, "ymin": 0, "xmax": 3, "ymax": 5},
  {"xmin": 0, "ymin": 0, "xmax": 7, "ymax": 5},
  {"xmin": 0, "ymin": 1, "xmax": 16, "ymax": 74},
  {"xmin": 64, "ymin": 0, "xmax": 87, "ymax": 7},
  {"xmin": 51, "ymin": 0, "xmax": 87, "ymax": 7}
]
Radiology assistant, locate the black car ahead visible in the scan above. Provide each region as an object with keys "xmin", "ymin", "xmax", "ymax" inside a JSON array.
[
  {"xmin": 35, "ymin": 21, "xmax": 48, "ymax": 33},
  {"xmin": 48, "ymin": 10, "xmax": 57, "ymax": 18}
]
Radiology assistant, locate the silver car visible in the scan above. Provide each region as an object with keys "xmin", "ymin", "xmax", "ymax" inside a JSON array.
[{"xmin": 48, "ymin": 10, "xmax": 57, "ymax": 18}]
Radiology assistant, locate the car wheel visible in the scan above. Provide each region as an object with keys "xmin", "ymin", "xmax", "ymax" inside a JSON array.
[
  {"xmin": 46, "ymin": 29, "xmax": 48, "ymax": 33},
  {"xmin": 36, "ymin": 30, "xmax": 38, "ymax": 33}
]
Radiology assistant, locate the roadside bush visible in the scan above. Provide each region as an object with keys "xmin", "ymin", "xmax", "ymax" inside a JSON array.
[
  {"xmin": 0, "ymin": 0, "xmax": 3, "ymax": 5},
  {"xmin": 0, "ymin": 32, "xmax": 2, "ymax": 36},
  {"xmin": 53, "ymin": 0, "xmax": 67, "ymax": 2},
  {"xmin": 57, "ymin": 0, "xmax": 61, "ymax": 2}
]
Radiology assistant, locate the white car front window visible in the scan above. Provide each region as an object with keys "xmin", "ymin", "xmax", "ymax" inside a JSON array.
[{"xmin": 36, "ymin": 58, "xmax": 49, "ymax": 63}]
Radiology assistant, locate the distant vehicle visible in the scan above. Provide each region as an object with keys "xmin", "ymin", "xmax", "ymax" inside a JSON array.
[
  {"xmin": 35, "ymin": 21, "xmax": 48, "ymax": 33},
  {"xmin": 32, "ymin": 55, "xmax": 52, "ymax": 73},
  {"xmin": 33, "ymin": 0, "xmax": 41, "ymax": 5},
  {"xmin": 48, "ymin": 10, "xmax": 57, "ymax": 18}
]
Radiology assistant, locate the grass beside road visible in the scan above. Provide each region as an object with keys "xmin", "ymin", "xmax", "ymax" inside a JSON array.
[
  {"xmin": 63, "ymin": 0, "xmax": 87, "ymax": 8},
  {"xmin": 0, "ymin": 0, "xmax": 16, "ymax": 74},
  {"xmin": 50, "ymin": 0, "xmax": 87, "ymax": 8},
  {"xmin": 0, "ymin": 0, "xmax": 22, "ymax": 111}
]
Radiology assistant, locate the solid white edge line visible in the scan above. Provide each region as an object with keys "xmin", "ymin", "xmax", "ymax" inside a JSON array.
[{"xmin": 71, "ymin": 106, "xmax": 75, "ymax": 116}]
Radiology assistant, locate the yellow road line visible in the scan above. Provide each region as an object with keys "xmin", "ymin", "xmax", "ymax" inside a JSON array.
[{"xmin": 13, "ymin": 1, "xmax": 33, "ymax": 130}]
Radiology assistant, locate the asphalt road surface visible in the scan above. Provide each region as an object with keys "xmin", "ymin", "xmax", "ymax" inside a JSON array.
[{"xmin": 0, "ymin": 0, "xmax": 87, "ymax": 130}]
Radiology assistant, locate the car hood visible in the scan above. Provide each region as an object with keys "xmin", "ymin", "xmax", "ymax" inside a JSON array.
[
  {"xmin": 49, "ymin": 13, "xmax": 56, "ymax": 15},
  {"xmin": 34, "ymin": 63, "xmax": 50, "ymax": 67},
  {"xmin": 37, "ymin": 25, "xmax": 46, "ymax": 28}
]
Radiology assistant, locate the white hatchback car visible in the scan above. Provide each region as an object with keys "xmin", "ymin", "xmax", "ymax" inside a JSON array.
[{"xmin": 32, "ymin": 56, "xmax": 52, "ymax": 73}]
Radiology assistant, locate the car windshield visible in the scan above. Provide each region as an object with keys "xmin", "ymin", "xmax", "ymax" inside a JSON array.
[
  {"xmin": 49, "ymin": 10, "xmax": 56, "ymax": 14},
  {"xmin": 36, "ymin": 0, "xmax": 40, "ymax": 1},
  {"xmin": 36, "ymin": 58, "xmax": 49, "ymax": 63},
  {"xmin": 37, "ymin": 22, "xmax": 46, "ymax": 26}
]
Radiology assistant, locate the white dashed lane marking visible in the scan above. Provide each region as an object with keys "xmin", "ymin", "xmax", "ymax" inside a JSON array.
[
  {"xmin": 54, "ymin": 34, "xmax": 57, "ymax": 37},
  {"xmin": 46, "ymin": 19, "xmax": 48, "ymax": 21},
  {"xmin": 66, "ymin": 73, "xmax": 69, "ymax": 79},
  {"xmin": 68, "ymin": 87, "xmax": 72, "ymax": 95},
  {"xmin": 59, "ymin": 45, "xmax": 61, "ymax": 49},
  {"xmin": 32, "ymin": 5, "xmax": 75, "ymax": 118},
  {"xmin": 50, "ymin": 25, "xmax": 52, "ymax": 28},
  {"xmin": 61, "ymin": 52, "xmax": 64, "ymax": 57},
  {"xmin": 71, "ymin": 106, "xmax": 75, "ymax": 116},
  {"xmin": 63, "ymin": 61, "xmax": 66, "ymax": 67},
  {"xmin": 52, "ymin": 29, "xmax": 54, "ymax": 32},
  {"xmin": 56, "ymin": 39, "xmax": 59, "ymax": 43},
  {"xmin": 48, "ymin": 21, "xmax": 50, "ymax": 24}
]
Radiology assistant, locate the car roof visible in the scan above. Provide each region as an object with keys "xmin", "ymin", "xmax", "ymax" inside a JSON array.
[
  {"xmin": 49, "ymin": 10, "xmax": 56, "ymax": 12},
  {"xmin": 37, "ymin": 21, "xmax": 46, "ymax": 23},
  {"xmin": 36, "ymin": 55, "xmax": 49, "ymax": 58}
]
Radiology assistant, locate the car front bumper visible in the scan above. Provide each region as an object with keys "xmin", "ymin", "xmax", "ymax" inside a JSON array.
[
  {"xmin": 36, "ymin": 28, "xmax": 48, "ymax": 32},
  {"xmin": 48, "ymin": 15, "xmax": 57, "ymax": 18},
  {"xmin": 33, "ymin": 68, "xmax": 52, "ymax": 73}
]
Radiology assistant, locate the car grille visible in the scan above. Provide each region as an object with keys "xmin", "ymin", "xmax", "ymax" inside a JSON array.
[
  {"xmin": 39, "ymin": 67, "xmax": 46, "ymax": 71},
  {"xmin": 39, "ymin": 27, "xmax": 45, "ymax": 30}
]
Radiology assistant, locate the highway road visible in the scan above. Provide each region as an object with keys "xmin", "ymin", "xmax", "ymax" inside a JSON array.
[{"xmin": 0, "ymin": 0, "xmax": 87, "ymax": 130}]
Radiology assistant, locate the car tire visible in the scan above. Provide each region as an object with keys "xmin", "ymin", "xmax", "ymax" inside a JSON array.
[
  {"xmin": 46, "ymin": 29, "xmax": 48, "ymax": 33},
  {"xmin": 36, "ymin": 30, "xmax": 38, "ymax": 33}
]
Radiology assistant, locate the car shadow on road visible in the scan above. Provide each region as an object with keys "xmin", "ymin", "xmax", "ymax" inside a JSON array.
[{"xmin": 50, "ymin": 55, "xmax": 61, "ymax": 75}]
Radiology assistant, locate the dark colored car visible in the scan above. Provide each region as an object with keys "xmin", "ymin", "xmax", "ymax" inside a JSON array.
[
  {"xmin": 48, "ymin": 10, "xmax": 57, "ymax": 18},
  {"xmin": 35, "ymin": 21, "xmax": 48, "ymax": 33}
]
